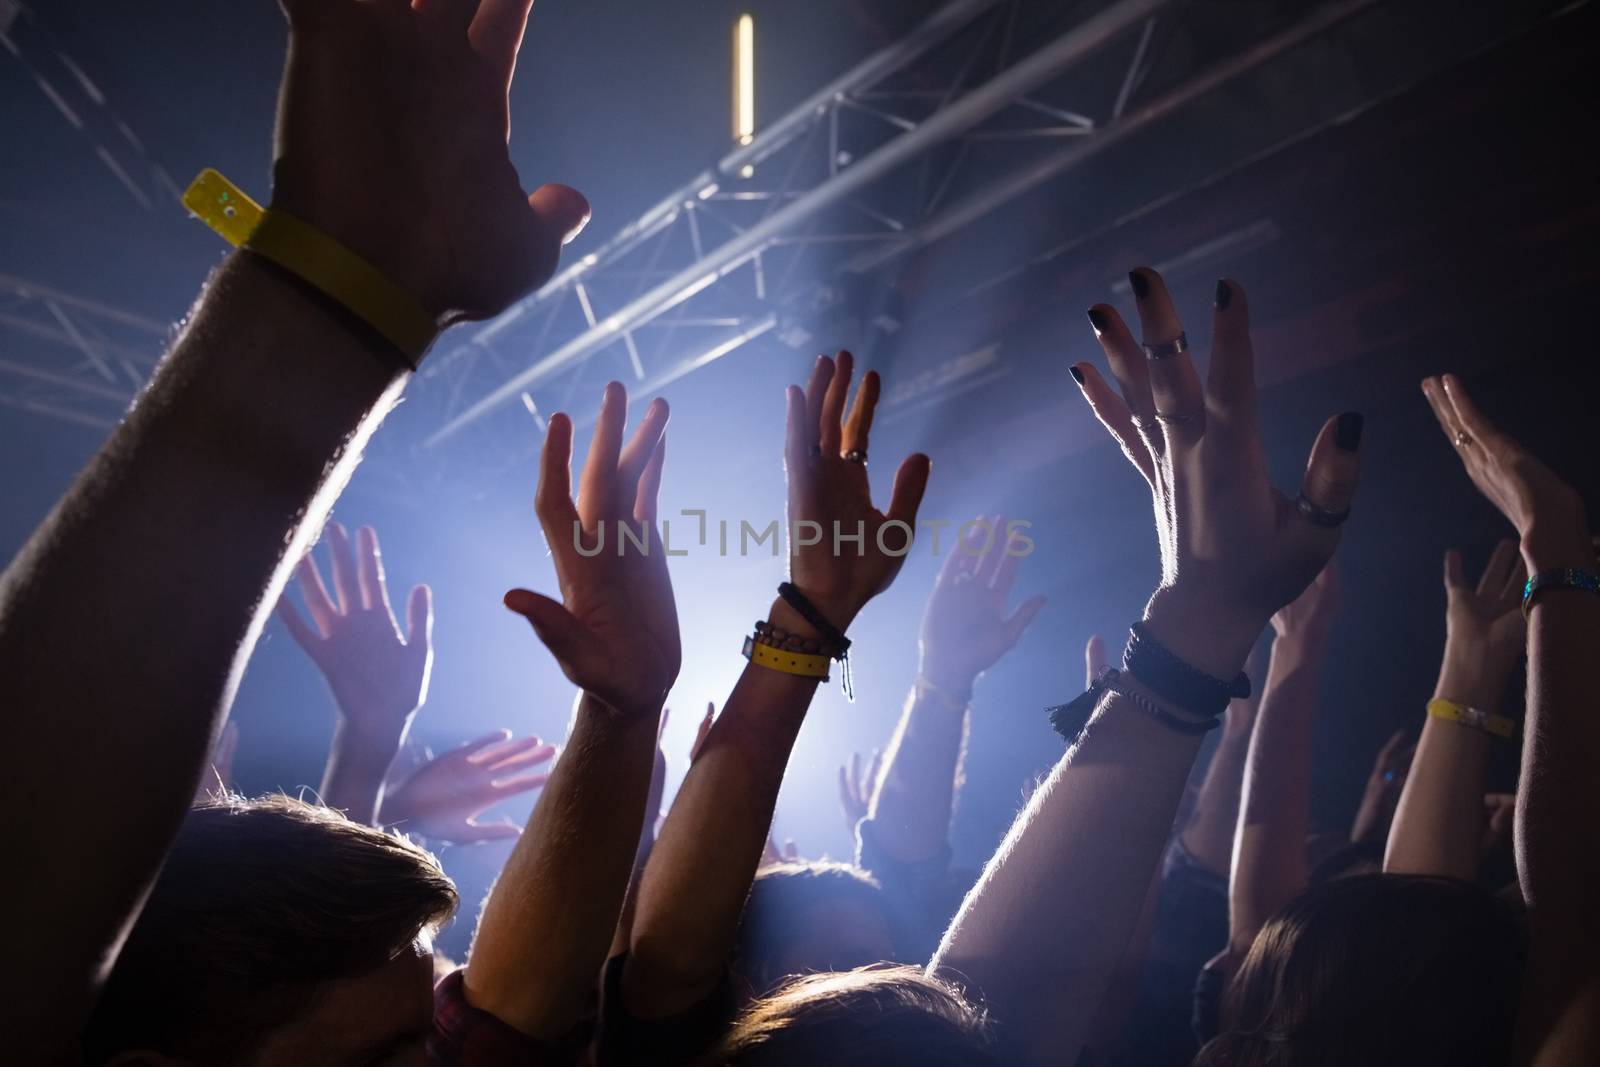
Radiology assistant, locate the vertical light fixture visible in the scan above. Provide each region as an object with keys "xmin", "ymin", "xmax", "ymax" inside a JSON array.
[{"xmin": 733, "ymin": 13, "xmax": 755, "ymax": 147}]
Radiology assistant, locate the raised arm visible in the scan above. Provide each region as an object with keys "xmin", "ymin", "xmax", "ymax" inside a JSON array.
[
  {"xmin": 622, "ymin": 350, "xmax": 929, "ymax": 1020},
  {"xmin": 932, "ymin": 271, "xmax": 1362, "ymax": 1063},
  {"xmin": 1176, "ymin": 639, "xmax": 1266, "ymax": 876},
  {"xmin": 278, "ymin": 523, "xmax": 433, "ymax": 825},
  {"xmin": 1226, "ymin": 563, "xmax": 1339, "ymax": 958},
  {"xmin": 860, "ymin": 519, "xmax": 1044, "ymax": 866},
  {"xmin": 1419, "ymin": 375, "xmax": 1600, "ymax": 1065},
  {"xmin": 0, "ymin": 0, "xmax": 585, "ymax": 1045},
  {"xmin": 464, "ymin": 384, "xmax": 677, "ymax": 1037},
  {"xmin": 1385, "ymin": 538, "xmax": 1524, "ymax": 878}
]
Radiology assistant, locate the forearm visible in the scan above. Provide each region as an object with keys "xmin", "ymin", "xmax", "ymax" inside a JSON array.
[
  {"xmin": 931, "ymin": 690, "xmax": 1206, "ymax": 1064},
  {"xmin": 1178, "ymin": 716, "xmax": 1254, "ymax": 876},
  {"xmin": 625, "ymin": 607, "xmax": 821, "ymax": 1017},
  {"xmin": 862, "ymin": 683, "xmax": 969, "ymax": 865},
  {"xmin": 1228, "ymin": 635, "xmax": 1324, "ymax": 954},
  {"xmin": 466, "ymin": 692, "xmax": 659, "ymax": 1037},
  {"xmin": 320, "ymin": 721, "xmax": 405, "ymax": 825},
  {"xmin": 1384, "ymin": 653, "xmax": 1498, "ymax": 878},
  {"xmin": 0, "ymin": 252, "xmax": 405, "ymax": 1037}
]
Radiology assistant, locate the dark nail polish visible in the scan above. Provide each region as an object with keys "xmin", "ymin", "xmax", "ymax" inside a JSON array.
[
  {"xmin": 1336, "ymin": 411, "xmax": 1364, "ymax": 452},
  {"xmin": 1214, "ymin": 279, "xmax": 1233, "ymax": 310},
  {"xmin": 1069, "ymin": 364, "xmax": 1085, "ymax": 385},
  {"xmin": 1128, "ymin": 270, "xmax": 1151, "ymax": 300},
  {"xmin": 1086, "ymin": 307, "xmax": 1109, "ymax": 333}
]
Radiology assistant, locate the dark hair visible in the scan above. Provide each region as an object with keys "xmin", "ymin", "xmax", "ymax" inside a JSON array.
[
  {"xmin": 736, "ymin": 861, "xmax": 889, "ymax": 993},
  {"xmin": 698, "ymin": 965, "xmax": 1000, "ymax": 1066},
  {"xmin": 1195, "ymin": 874, "xmax": 1524, "ymax": 1067},
  {"xmin": 84, "ymin": 794, "xmax": 458, "ymax": 1062}
]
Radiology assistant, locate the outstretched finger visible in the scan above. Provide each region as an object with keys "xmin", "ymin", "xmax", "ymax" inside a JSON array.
[
  {"xmin": 1128, "ymin": 267, "xmax": 1204, "ymax": 446},
  {"xmin": 783, "ymin": 385, "xmax": 812, "ymax": 491},
  {"xmin": 1298, "ymin": 412, "xmax": 1364, "ymax": 520},
  {"xmin": 469, "ymin": 0, "xmax": 535, "ymax": 90},
  {"xmin": 803, "ymin": 355, "xmax": 835, "ymax": 451},
  {"xmin": 1443, "ymin": 549, "xmax": 1466, "ymax": 592},
  {"xmin": 1207, "ymin": 278, "xmax": 1257, "ymax": 440},
  {"xmin": 1086, "ymin": 303, "xmax": 1161, "ymax": 460},
  {"xmin": 536, "ymin": 413, "xmax": 582, "ymax": 562},
  {"xmin": 1440, "ymin": 375, "xmax": 1501, "ymax": 446},
  {"xmin": 618, "ymin": 397, "xmax": 671, "ymax": 506},
  {"xmin": 1084, "ymin": 633, "xmax": 1108, "ymax": 687},
  {"xmin": 459, "ymin": 819, "xmax": 524, "ymax": 843},
  {"xmin": 406, "ymin": 584, "xmax": 434, "ymax": 653},
  {"xmin": 1072, "ymin": 362, "xmax": 1156, "ymax": 488},
  {"xmin": 634, "ymin": 433, "xmax": 668, "ymax": 525},
  {"xmin": 842, "ymin": 369, "xmax": 880, "ymax": 458},
  {"xmin": 1003, "ymin": 594, "xmax": 1046, "ymax": 647},
  {"xmin": 291, "ymin": 555, "xmax": 338, "ymax": 635},
  {"xmin": 820, "ymin": 350, "xmax": 855, "ymax": 456},
  {"xmin": 356, "ymin": 526, "xmax": 397, "ymax": 623},
  {"xmin": 454, "ymin": 729, "xmax": 515, "ymax": 762},
  {"xmin": 327, "ymin": 522, "xmax": 362, "ymax": 613},
  {"xmin": 885, "ymin": 453, "xmax": 932, "ymax": 529},
  {"xmin": 578, "ymin": 382, "xmax": 627, "ymax": 529},
  {"xmin": 1420, "ymin": 377, "xmax": 1464, "ymax": 444}
]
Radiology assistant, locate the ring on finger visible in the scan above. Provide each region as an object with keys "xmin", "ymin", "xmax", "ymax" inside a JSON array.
[
  {"xmin": 844, "ymin": 449, "xmax": 868, "ymax": 465},
  {"xmin": 1142, "ymin": 332, "xmax": 1190, "ymax": 360},
  {"xmin": 1453, "ymin": 431, "xmax": 1472, "ymax": 448},
  {"xmin": 1153, "ymin": 410, "xmax": 1201, "ymax": 425},
  {"xmin": 1295, "ymin": 492, "xmax": 1351, "ymax": 528}
]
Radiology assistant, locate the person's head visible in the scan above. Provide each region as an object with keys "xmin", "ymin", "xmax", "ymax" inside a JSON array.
[
  {"xmin": 736, "ymin": 862, "xmax": 896, "ymax": 995},
  {"xmin": 1305, "ymin": 837, "xmax": 1384, "ymax": 884},
  {"xmin": 1196, "ymin": 873, "xmax": 1524, "ymax": 1067},
  {"xmin": 699, "ymin": 965, "xmax": 1001, "ymax": 1066},
  {"xmin": 86, "ymin": 794, "xmax": 458, "ymax": 1066}
]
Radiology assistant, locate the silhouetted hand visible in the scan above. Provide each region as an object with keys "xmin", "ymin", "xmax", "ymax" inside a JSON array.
[
  {"xmin": 272, "ymin": 0, "xmax": 589, "ymax": 325},
  {"xmin": 918, "ymin": 516, "xmax": 1046, "ymax": 697},
  {"xmin": 783, "ymin": 351, "xmax": 931, "ymax": 631},
  {"xmin": 838, "ymin": 749, "xmax": 882, "ymax": 831},
  {"xmin": 1074, "ymin": 270, "xmax": 1362, "ymax": 676},
  {"xmin": 1423, "ymin": 374, "xmax": 1590, "ymax": 573},
  {"xmin": 505, "ymin": 383, "xmax": 679, "ymax": 718},
  {"xmin": 278, "ymin": 522, "xmax": 433, "ymax": 744},
  {"xmin": 380, "ymin": 730, "xmax": 555, "ymax": 844},
  {"xmin": 1350, "ymin": 729, "xmax": 1414, "ymax": 845},
  {"xmin": 1437, "ymin": 540, "xmax": 1526, "ymax": 708}
]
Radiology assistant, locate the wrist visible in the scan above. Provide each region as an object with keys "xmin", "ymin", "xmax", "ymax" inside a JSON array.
[
  {"xmin": 330, "ymin": 718, "xmax": 405, "ymax": 772},
  {"xmin": 916, "ymin": 660, "xmax": 977, "ymax": 703},
  {"xmin": 768, "ymin": 594, "xmax": 858, "ymax": 643},
  {"xmin": 1521, "ymin": 520, "xmax": 1594, "ymax": 575},
  {"xmin": 1432, "ymin": 663, "xmax": 1508, "ymax": 712},
  {"xmin": 1141, "ymin": 589, "xmax": 1261, "ymax": 681}
]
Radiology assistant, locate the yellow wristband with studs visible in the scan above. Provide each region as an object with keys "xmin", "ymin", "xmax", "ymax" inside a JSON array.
[{"xmin": 743, "ymin": 636, "xmax": 831, "ymax": 680}]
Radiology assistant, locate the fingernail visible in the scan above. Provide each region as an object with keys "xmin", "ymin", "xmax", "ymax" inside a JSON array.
[
  {"xmin": 1214, "ymin": 279, "xmax": 1233, "ymax": 310},
  {"xmin": 1068, "ymin": 364, "xmax": 1086, "ymax": 385},
  {"xmin": 1336, "ymin": 411, "xmax": 1364, "ymax": 452},
  {"xmin": 1086, "ymin": 307, "xmax": 1109, "ymax": 333},
  {"xmin": 1128, "ymin": 270, "xmax": 1151, "ymax": 300}
]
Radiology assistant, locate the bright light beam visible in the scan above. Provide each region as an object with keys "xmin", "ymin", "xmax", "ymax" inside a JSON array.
[{"xmin": 734, "ymin": 14, "xmax": 755, "ymax": 146}]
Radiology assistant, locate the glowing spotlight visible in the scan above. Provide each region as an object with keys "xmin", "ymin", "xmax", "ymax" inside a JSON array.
[{"xmin": 733, "ymin": 14, "xmax": 755, "ymax": 147}]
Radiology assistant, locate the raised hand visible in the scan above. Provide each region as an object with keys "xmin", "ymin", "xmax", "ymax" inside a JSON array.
[
  {"xmin": 919, "ymin": 517, "xmax": 1046, "ymax": 697},
  {"xmin": 1440, "ymin": 540, "xmax": 1527, "ymax": 706},
  {"xmin": 838, "ymin": 749, "xmax": 882, "ymax": 831},
  {"xmin": 273, "ymin": 0, "xmax": 589, "ymax": 324},
  {"xmin": 1350, "ymin": 729, "xmax": 1415, "ymax": 845},
  {"xmin": 782, "ymin": 350, "xmax": 931, "ymax": 633},
  {"xmin": 379, "ymin": 730, "xmax": 555, "ymax": 844},
  {"xmin": 1422, "ymin": 374, "xmax": 1590, "ymax": 571},
  {"xmin": 505, "ymin": 382, "xmax": 678, "ymax": 718},
  {"xmin": 1073, "ymin": 271, "xmax": 1362, "ymax": 676},
  {"xmin": 278, "ymin": 522, "xmax": 433, "ymax": 744}
]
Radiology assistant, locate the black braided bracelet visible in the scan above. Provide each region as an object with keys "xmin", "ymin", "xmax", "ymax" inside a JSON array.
[
  {"xmin": 775, "ymin": 582, "xmax": 855, "ymax": 700},
  {"xmin": 1123, "ymin": 621, "xmax": 1250, "ymax": 720}
]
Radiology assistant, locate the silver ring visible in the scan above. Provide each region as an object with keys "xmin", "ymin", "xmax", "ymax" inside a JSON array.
[
  {"xmin": 1142, "ymin": 332, "xmax": 1189, "ymax": 360},
  {"xmin": 1153, "ymin": 410, "xmax": 1200, "ymax": 425},
  {"xmin": 1453, "ymin": 431, "xmax": 1472, "ymax": 448},
  {"xmin": 1295, "ymin": 492, "xmax": 1351, "ymax": 528},
  {"xmin": 844, "ymin": 449, "xmax": 867, "ymax": 465}
]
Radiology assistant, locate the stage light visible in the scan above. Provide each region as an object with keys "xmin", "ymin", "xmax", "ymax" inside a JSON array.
[{"xmin": 733, "ymin": 13, "xmax": 755, "ymax": 147}]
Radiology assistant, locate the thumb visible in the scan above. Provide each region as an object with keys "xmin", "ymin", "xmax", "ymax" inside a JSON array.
[
  {"xmin": 528, "ymin": 183, "xmax": 591, "ymax": 247},
  {"xmin": 504, "ymin": 588, "xmax": 598, "ymax": 680},
  {"xmin": 1298, "ymin": 411, "xmax": 1363, "ymax": 520},
  {"xmin": 1003, "ymin": 594, "xmax": 1047, "ymax": 647}
]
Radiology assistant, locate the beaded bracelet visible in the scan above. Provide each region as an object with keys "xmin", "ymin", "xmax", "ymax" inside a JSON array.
[
  {"xmin": 775, "ymin": 583, "xmax": 854, "ymax": 700},
  {"xmin": 1522, "ymin": 569, "xmax": 1600, "ymax": 618}
]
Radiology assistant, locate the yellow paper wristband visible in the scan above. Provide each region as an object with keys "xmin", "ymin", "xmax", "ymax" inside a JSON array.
[
  {"xmin": 742, "ymin": 637, "xmax": 831, "ymax": 681},
  {"xmin": 182, "ymin": 168, "xmax": 437, "ymax": 367},
  {"xmin": 1427, "ymin": 698, "xmax": 1517, "ymax": 739}
]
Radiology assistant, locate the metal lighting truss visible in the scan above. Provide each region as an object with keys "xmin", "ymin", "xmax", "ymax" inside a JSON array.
[
  {"xmin": 0, "ymin": 274, "xmax": 165, "ymax": 428},
  {"xmin": 418, "ymin": 0, "xmax": 1389, "ymax": 449}
]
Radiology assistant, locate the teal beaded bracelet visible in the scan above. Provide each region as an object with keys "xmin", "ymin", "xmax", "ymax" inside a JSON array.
[{"xmin": 1522, "ymin": 569, "xmax": 1600, "ymax": 618}]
